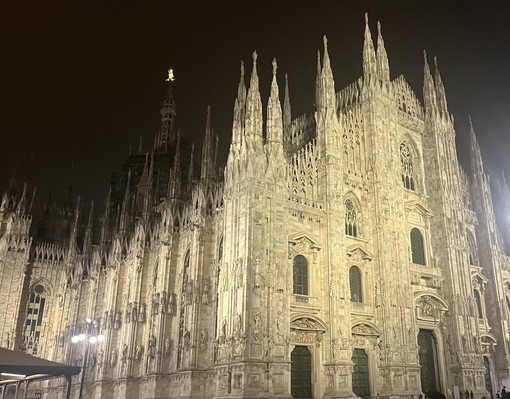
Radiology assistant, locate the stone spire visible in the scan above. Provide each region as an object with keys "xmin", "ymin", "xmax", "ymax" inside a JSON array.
[
  {"xmin": 167, "ymin": 132, "xmax": 181, "ymax": 199},
  {"xmin": 231, "ymin": 61, "xmax": 246, "ymax": 152},
  {"xmin": 469, "ymin": 115, "xmax": 484, "ymax": 176},
  {"xmin": 266, "ymin": 58, "xmax": 283, "ymax": 147},
  {"xmin": 15, "ymin": 182, "xmax": 27, "ymax": 215},
  {"xmin": 158, "ymin": 68, "xmax": 177, "ymax": 151},
  {"xmin": 500, "ymin": 170, "xmax": 510, "ymax": 209},
  {"xmin": 315, "ymin": 50, "xmax": 321, "ymax": 110},
  {"xmin": 201, "ymin": 105, "xmax": 216, "ymax": 180},
  {"xmin": 244, "ymin": 51, "xmax": 263, "ymax": 148},
  {"xmin": 120, "ymin": 169, "xmax": 132, "ymax": 231},
  {"xmin": 376, "ymin": 21, "xmax": 390, "ymax": 82},
  {"xmin": 317, "ymin": 36, "xmax": 336, "ymax": 111},
  {"xmin": 142, "ymin": 153, "xmax": 155, "ymax": 219},
  {"xmin": 422, "ymin": 50, "xmax": 438, "ymax": 114},
  {"xmin": 434, "ymin": 57, "xmax": 449, "ymax": 116},
  {"xmin": 362, "ymin": 13, "xmax": 377, "ymax": 84},
  {"xmin": 100, "ymin": 187, "xmax": 111, "ymax": 244},
  {"xmin": 83, "ymin": 200, "xmax": 94, "ymax": 251},
  {"xmin": 187, "ymin": 142, "xmax": 195, "ymax": 193},
  {"xmin": 69, "ymin": 196, "xmax": 81, "ymax": 249},
  {"xmin": 283, "ymin": 73, "xmax": 292, "ymax": 138}
]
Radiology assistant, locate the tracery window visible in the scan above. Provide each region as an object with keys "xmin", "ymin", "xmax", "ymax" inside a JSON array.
[
  {"xmin": 349, "ymin": 266, "xmax": 363, "ymax": 303},
  {"xmin": 400, "ymin": 142, "xmax": 415, "ymax": 191},
  {"xmin": 23, "ymin": 284, "xmax": 46, "ymax": 355},
  {"xmin": 293, "ymin": 255, "xmax": 309, "ymax": 295},
  {"xmin": 474, "ymin": 289, "xmax": 483, "ymax": 318},
  {"xmin": 410, "ymin": 228, "xmax": 426, "ymax": 265},
  {"xmin": 345, "ymin": 199, "xmax": 358, "ymax": 237}
]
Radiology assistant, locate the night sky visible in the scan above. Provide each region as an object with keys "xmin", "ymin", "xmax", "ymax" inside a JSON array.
[{"xmin": 1, "ymin": 2, "xmax": 509, "ymax": 204}]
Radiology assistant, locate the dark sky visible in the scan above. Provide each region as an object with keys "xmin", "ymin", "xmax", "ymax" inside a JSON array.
[{"xmin": 1, "ymin": 1, "xmax": 509, "ymax": 204}]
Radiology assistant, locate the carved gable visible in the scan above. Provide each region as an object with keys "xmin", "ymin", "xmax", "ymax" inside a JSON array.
[{"xmin": 346, "ymin": 245, "xmax": 373, "ymax": 262}]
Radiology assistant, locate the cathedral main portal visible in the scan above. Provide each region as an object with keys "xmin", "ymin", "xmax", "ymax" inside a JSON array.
[
  {"xmin": 418, "ymin": 329, "xmax": 440, "ymax": 394},
  {"xmin": 291, "ymin": 346, "xmax": 313, "ymax": 398}
]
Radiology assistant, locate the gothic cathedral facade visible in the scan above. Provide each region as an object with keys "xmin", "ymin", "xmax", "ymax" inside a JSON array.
[{"xmin": 2, "ymin": 16, "xmax": 510, "ymax": 399}]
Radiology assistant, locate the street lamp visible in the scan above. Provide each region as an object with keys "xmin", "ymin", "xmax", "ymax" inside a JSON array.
[{"xmin": 71, "ymin": 318, "xmax": 104, "ymax": 399}]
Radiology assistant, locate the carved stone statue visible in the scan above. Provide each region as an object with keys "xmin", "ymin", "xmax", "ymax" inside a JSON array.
[
  {"xmin": 110, "ymin": 349, "xmax": 117, "ymax": 368},
  {"xmin": 234, "ymin": 313, "xmax": 242, "ymax": 334},
  {"xmin": 152, "ymin": 293, "xmax": 160, "ymax": 315},
  {"xmin": 131, "ymin": 303, "xmax": 138, "ymax": 323},
  {"xmin": 148, "ymin": 334, "xmax": 157, "ymax": 358},
  {"xmin": 114, "ymin": 311, "xmax": 122, "ymax": 329},
  {"xmin": 167, "ymin": 293, "xmax": 175, "ymax": 315},
  {"xmin": 184, "ymin": 279, "xmax": 193, "ymax": 305},
  {"xmin": 121, "ymin": 344, "xmax": 128, "ymax": 364},
  {"xmin": 199, "ymin": 329, "xmax": 208, "ymax": 352},
  {"xmin": 135, "ymin": 344, "xmax": 143, "ymax": 361},
  {"xmin": 164, "ymin": 336, "xmax": 171, "ymax": 357},
  {"xmin": 201, "ymin": 278, "xmax": 210, "ymax": 305}
]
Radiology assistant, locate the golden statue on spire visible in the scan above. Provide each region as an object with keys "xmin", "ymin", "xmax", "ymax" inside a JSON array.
[{"xmin": 166, "ymin": 68, "xmax": 175, "ymax": 82}]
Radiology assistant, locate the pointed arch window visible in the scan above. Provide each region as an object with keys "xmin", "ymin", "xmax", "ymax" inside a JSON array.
[
  {"xmin": 474, "ymin": 289, "xmax": 484, "ymax": 319},
  {"xmin": 400, "ymin": 143, "xmax": 415, "ymax": 190},
  {"xmin": 410, "ymin": 228, "xmax": 426, "ymax": 265},
  {"xmin": 293, "ymin": 255, "xmax": 309, "ymax": 295},
  {"xmin": 467, "ymin": 233, "xmax": 478, "ymax": 265},
  {"xmin": 349, "ymin": 266, "xmax": 363, "ymax": 303},
  {"xmin": 23, "ymin": 284, "xmax": 46, "ymax": 355},
  {"xmin": 345, "ymin": 199, "xmax": 358, "ymax": 237}
]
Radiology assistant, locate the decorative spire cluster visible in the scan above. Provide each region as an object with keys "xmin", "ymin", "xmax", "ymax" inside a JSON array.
[
  {"xmin": 363, "ymin": 14, "xmax": 391, "ymax": 86},
  {"xmin": 422, "ymin": 52, "xmax": 451, "ymax": 119}
]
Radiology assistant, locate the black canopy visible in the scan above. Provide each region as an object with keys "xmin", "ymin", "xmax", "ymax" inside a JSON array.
[{"xmin": 0, "ymin": 347, "xmax": 80, "ymax": 392}]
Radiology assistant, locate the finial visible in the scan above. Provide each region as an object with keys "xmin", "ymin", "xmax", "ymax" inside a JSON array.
[
  {"xmin": 433, "ymin": 56, "xmax": 438, "ymax": 67},
  {"xmin": 272, "ymin": 58, "xmax": 277, "ymax": 75},
  {"xmin": 323, "ymin": 35, "xmax": 328, "ymax": 48},
  {"xmin": 252, "ymin": 51, "xmax": 258, "ymax": 65},
  {"xmin": 468, "ymin": 114, "xmax": 473, "ymax": 128},
  {"xmin": 423, "ymin": 49, "xmax": 428, "ymax": 63},
  {"xmin": 377, "ymin": 21, "xmax": 381, "ymax": 35},
  {"xmin": 166, "ymin": 68, "xmax": 175, "ymax": 82},
  {"xmin": 365, "ymin": 12, "xmax": 369, "ymax": 25},
  {"xmin": 240, "ymin": 60, "xmax": 244, "ymax": 76},
  {"xmin": 207, "ymin": 104, "xmax": 211, "ymax": 116}
]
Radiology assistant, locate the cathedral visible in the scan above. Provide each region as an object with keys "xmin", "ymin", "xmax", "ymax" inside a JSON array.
[{"xmin": 2, "ymin": 15, "xmax": 510, "ymax": 399}]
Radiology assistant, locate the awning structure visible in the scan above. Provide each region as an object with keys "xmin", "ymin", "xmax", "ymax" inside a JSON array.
[{"xmin": 0, "ymin": 347, "xmax": 80, "ymax": 398}]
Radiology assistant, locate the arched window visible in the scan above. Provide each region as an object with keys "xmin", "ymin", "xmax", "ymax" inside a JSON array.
[
  {"xmin": 293, "ymin": 255, "xmax": 309, "ymax": 295},
  {"xmin": 410, "ymin": 228, "xmax": 426, "ymax": 265},
  {"xmin": 467, "ymin": 233, "xmax": 477, "ymax": 265},
  {"xmin": 218, "ymin": 237, "xmax": 223, "ymax": 267},
  {"xmin": 23, "ymin": 284, "xmax": 46, "ymax": 355},
  {"xmin": 349, "ymin": 266, "xmax": 363, "ymax": 303},
  {"xmin": 400, "ymin": 142, "xmax": 415, "ymax": 191},
  {"xmin": 345, "ymin": 199, "xmax": 358, "ymax": 237},
  {"xmin": 474, "ymin": 290, "xmax": 483, "ymax": 318}
]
